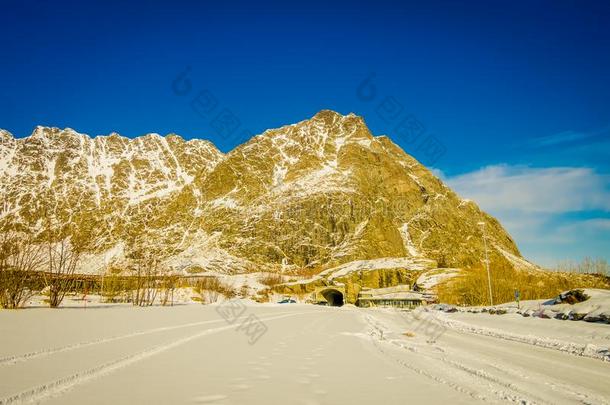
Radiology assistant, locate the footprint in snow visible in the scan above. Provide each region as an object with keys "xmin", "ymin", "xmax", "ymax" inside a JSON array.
[
  {"xmin": 192, "ymin": 394, "xmax": 228, "ymax": 403},
  {"xmin": 230, "ymin": 383, "xmax": 251, "ymax": 391},
  {"xmin": 298, "ymin": 399, "xmax": 321, "ymax": 405}
]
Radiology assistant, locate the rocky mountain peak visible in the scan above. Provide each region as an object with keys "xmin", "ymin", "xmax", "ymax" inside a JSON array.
[
  {"xmin": 1, "ymin": 111, "xmax": 527, "ymax": 277},
  {"xmin": 0, "ymin": 129, "xmax": 13, "ymax": 142}
]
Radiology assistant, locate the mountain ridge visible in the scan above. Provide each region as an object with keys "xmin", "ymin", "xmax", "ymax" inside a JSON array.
[{"xmin": 1, "ymin": 110, "xmax": 528, "ymax": 280}]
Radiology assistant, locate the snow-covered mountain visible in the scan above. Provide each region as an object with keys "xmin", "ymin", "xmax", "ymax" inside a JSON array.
[{"xmin": 0, "ymin": 110, "xmax": 525, "ymax": 275}]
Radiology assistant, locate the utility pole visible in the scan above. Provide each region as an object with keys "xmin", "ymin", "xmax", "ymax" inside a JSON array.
[
  {"xmin": 101, "ymin": 272, "xmax": 105, "ymax": 299},
  {"xmin": 478, "ymin": 222, "xmax": 493, "ymax": 306}
]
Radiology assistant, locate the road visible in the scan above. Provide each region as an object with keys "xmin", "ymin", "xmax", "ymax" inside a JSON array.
[{"xmin": 0, "ymin": 304, "xmax": 609, "ymax": 404}]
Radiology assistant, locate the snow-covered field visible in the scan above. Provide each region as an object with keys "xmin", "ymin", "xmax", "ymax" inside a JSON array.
[{"xmin": 1, "ymin": 303, "xmax": 609, "ymax": 404}]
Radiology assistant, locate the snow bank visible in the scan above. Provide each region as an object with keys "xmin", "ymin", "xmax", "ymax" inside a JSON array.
[
  {"xmin": 440, "ymin": 289, "xmax": 610, "ymax": 324},
  {"xmin": 436, "ymin": 311, "xmax": 610, "ymax": 362},
  {"xmin": 516, "ymin": 289, "xmax": 610, "ymax": 322},
  {"xmin": 283, "ymin": 257, "xmax": 436, "ymax": 286},
  {"xmin": 427, "ymin": 289, "xmax": 610, "ymax": 361},
  {"xmin": 415, "ymin": 268, "xmax": 460, "ymax": 291}
]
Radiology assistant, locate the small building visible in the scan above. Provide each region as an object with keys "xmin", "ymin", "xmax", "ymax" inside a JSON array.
[{"xmin": 357, "ymin": 285, "xmax": 426, "ymax": 309}]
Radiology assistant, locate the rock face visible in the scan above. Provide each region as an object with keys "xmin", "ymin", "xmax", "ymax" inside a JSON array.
[{"xmin": 0, "ymin": 111, "xmax": 524, "ymax": 276}]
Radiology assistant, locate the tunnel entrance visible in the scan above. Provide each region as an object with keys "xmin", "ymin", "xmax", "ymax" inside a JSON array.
[{"xmin": 321, "ymin": 289, "xmax": 344, "ymax": 307}]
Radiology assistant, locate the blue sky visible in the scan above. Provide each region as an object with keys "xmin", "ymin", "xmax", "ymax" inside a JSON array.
[{"xmin": 1, "ymin": 0, "xmax": 609, "ymax": 266}]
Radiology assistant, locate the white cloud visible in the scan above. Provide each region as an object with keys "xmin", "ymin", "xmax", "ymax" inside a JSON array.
[
  {"xmin": 556, "ymin": 218, "xmax": 610, "ymax": 234},
  {"xmin": 439, "ymin": 165, "xmax": 610, "ymax": 266},
  {"xmin": 443, "ymin": 165, "xmax": 610, "ymax": 214},
  {"xmin": 524, "ymin": 125, "xmax": 610, "ymax": 148}
]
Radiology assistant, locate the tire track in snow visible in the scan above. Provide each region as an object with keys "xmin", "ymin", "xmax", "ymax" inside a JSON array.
[
  {"xmin": 0, "ymin": 310, "xmax": 294, "ymax": 367},
  {"xmin": 438, "ymin": 355, "xmax": 549, "ymax": 404},
  {"xmin": 437, "ymin": 315, "xmax": 610, "ymax": 362},
  {"xmin": 443, "ymin": 331, "xmax": 610, "ymax": 405},
  {"xmin": 358, "ymin": 315, "xmax": 490, "ymax": 403},
  {"xmin": 482, "ymin": 361, "xmax": 610, "ymax": 405},
  {"xmin": 362, "ymin": 312, "xmax": 610, "ymax": 405},
  {"xmin": 361, "ymin": 314, "xmax": 547, "ymax": 404},
  {"xmin": 0, "ymin": 311, "xmax": 312, "ymax": 405}
]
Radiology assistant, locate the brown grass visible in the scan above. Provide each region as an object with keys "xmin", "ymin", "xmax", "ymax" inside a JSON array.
[
  {"xmin": 192, "ymin": 277, "xmax": 236, "ymax": 304},
  {"xmin": 294, "ymin": 266, "xmax": 322, "ymax": 278},
  {"xmin": 185, "ymin": 265, "xmax": 205, "ymax": 274},
  {"xmin": 258, "ymin": 273, "xmax": 284, "ymax": 287},
  {"xmin": 436, "ymin": 262, "xmax": 610, "ymax": 306},
  {"xmin": 254, "ymin": 288, "xmax": 272, "ymax": 303}
]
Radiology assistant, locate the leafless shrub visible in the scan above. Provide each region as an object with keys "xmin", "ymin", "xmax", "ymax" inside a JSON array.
[
  {"xmin": 160, "ymin": 274, "xmax": 180, "ymax": 306},
  {"xmin": 193, "ymin": 277, "xmax": 235, "ymax": 304},
  {"xmin": 555, "ymin": 257, "xmax": 609, "ymax": 276},
  {"xmin": 45, "ymin": 237, "xmax": 81, "ymax": 308},
  {"xmin": 100, "ymin": 273, "xmax": 129, "ymax": 303},
  {"xmin": 128, "ymin": 254, "xmax": 161, "ymax": 307},
  {"xmin": 0, "ymin": 229, "xmax": 45, "ymax": 309}
]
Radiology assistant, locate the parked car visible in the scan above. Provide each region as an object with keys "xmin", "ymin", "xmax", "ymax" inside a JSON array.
[{"xmin": 278, "ymin": 298, "xmax": 297, "ymax": 304}]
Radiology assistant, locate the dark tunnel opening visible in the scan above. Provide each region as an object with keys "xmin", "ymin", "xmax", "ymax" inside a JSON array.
[{"xmin": 322, "ymin": 289, "xmax": 344, "ymax": 307}]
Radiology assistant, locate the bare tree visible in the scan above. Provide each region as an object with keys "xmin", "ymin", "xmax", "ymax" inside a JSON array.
[
  {"xmin": 40, "ymin": 208, "xmax": 82, "ymax": 308},
  {"xmin": 45, "ymin": 236, "xmax": 81, "ymax": 308},
  {"xmin": 0, "ymin": 228, "xmax": 45, "ymax": 309},
  {"xmin": 160, "ymin": 274, "xmax": 179, "ymax": 306},
  {"xmin": 556, "ymin": 257, "xmax": 609, "ymax": 276},
  {"xmin": 124, "ymin": 200, "xmax": 180, "ymax": 307},
  {"xmin": 128, "ymin": 250, "xmax": 161, "ymax": 306}
]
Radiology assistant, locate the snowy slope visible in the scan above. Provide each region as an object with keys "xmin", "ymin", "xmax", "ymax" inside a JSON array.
[{"xmin": 1, "ymin": 110, "xmax": 524, "ymax": 276}]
